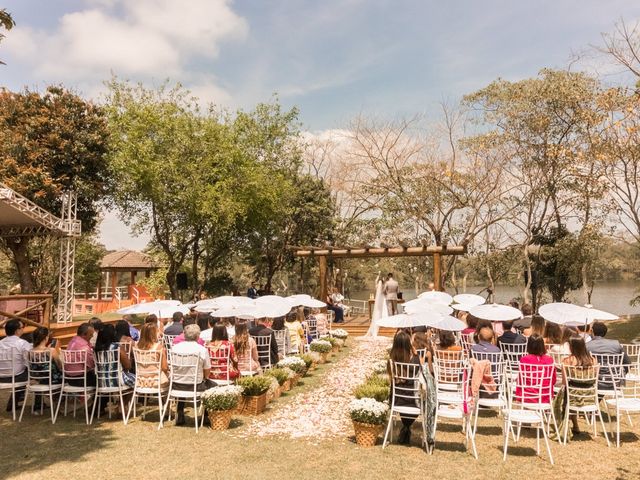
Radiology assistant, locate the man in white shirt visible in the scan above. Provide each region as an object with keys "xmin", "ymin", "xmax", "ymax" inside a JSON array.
[
  {"xmin": 171, "ymin": 324, "xmax": 215, "ymax": 425},
  {"xmin": 0, "ymin": 319, "xmax": 32, "ymax": 412}
]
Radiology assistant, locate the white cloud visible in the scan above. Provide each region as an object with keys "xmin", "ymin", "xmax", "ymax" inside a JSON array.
[{"xmin": 4, "ymin": 0, "xmax": 247, "ymax": 102}]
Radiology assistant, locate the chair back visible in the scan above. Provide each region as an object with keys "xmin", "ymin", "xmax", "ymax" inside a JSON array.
[
  {"xmin": 169, "ymin": 352, "xmax": 202, "ymax": 388},
  {"xmin": 433, "ymin": 349, "xmax": 466, "ymax": 388},
  {"xmin": 162, "ymin": 335, "xmax": 178, "ymax": 364},
  {"xmin": 0, "ymin": 347, "xmax": 19, "ymax": 381},
  {"xmin": 116, "ymin": 341, "xmax": 133, "ymax": 357},
  {"xmin": 95, "ymin": 349, "xmax": 122, "ymax": 389},
  {"xmin": 592, "ymin": 353, "xmax": 625, "ymax": 391},
  {"xmin": 61, "ymin": 349, "xmax": 91, "ymax": 384},
  {"xmin": 562, "ymin": 364, "xmax": 599, "ymax": 409},
  {"xmin": 273, "ymin": 329, "xmax": 288, "ymax": 357},
  {"xmin": 499, "ymin": 341, "xmax": 527, "ymax": 377},
  {"xmin": 415, "ymin": 348, "xmax": 427, "ymax": 363},
  {"xmin": 304, "ymin": 318, "xmax": 319, "ymax": 342},
  {"xmin": 133, "ymin": 347, "xmax": 164, "ymax": 389},
  {"xmin": 389, "ymin": 360, "xmax": 422, "ymax": 409},
  {"xmin": 252, "ymin": 335, "xmax": 272, "ymax": 369},
  {"xmin": 460, "ymin": 332, "xmax": 475, "ymax": 354},
  {"xmin": 470, "ymin": 350, "xmax": 505, "ymax": 399},
  {"xmin": 208, "ymin": 343, "xmax": 231, "ymax": 382},
  {"xmin": 26, "ymin": 350, "xmax": 54, "ymax": 385},
  {"xmin": 513, "ymin": 363, "xmax": 555, "ymax": 406}
]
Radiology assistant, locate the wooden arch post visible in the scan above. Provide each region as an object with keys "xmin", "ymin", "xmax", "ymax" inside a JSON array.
[{"xmin": 318, "ymin": 255, "xmax": 328, "ymax": 302}]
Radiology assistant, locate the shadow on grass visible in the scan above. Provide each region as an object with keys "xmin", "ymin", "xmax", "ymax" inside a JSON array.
[{"xmin": 0, "ymin": 412, "xmax": 115, "ymax": 479}]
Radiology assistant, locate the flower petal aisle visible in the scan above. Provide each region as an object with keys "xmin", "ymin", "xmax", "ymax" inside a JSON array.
[{"xmin": 235, "ymin": 337, "xmax": 391, "ymax": 441}]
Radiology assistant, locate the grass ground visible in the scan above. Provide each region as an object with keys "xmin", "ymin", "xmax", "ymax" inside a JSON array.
[{"xmin": 3, "ymin": 321, "xmax": 640, "ymax": 480}]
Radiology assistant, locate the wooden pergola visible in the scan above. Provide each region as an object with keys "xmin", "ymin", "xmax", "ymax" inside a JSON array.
[{"xmin": 293, "ymin": 244, "xmax": 467, "ymax": 301}]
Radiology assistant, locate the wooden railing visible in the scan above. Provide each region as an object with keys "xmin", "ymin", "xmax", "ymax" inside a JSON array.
[{"xmin": 0, "ymin": 294, "xmax": 53, "ymax": 334}]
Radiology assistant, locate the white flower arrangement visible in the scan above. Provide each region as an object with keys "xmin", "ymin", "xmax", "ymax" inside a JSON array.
[
  {"xmin": 201, "ymin": 385, "xmax": 244, "ymax": 411},
  {"xmin": 331, "ymin": 328, "xmax": 348, "ymax": 339},
  {"xmin": 267, "ymin": 376, "xmax": 280, "ymax": 395},
  {"xmin": 310, "ymin": 339, "xmax": 333, "ymax": 353},
  {"xmin": 349, "ymin": 397, "xmax": 389, "ymax": 425},
  {"xmin": 372, "ymin": 359, "xmax": 388, "ymax": 375},
  {"xmin": 277, "ymin": 356, "xmax": 307, "ymax": 375},
  {"xmin": 308, "ymin": 351, "xmax": 322, "ymax": 363},
  {"xmin": 281, "ymin": 366, "xmax": 296, "ymax": 379}
]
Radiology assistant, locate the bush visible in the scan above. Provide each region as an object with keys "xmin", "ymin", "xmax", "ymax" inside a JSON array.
[
  {"xmin": 278, "ymin": 356, "xmax": 307, "ymax": 375},
  {"xmin": 349, "ymin": 398, "xmax": 389, "ymax": 425},
  {"xmin": 236, "ymin": 375, "xmax": 273, "ymax": 396},
  {"xmin": 265, "ymin": 368, "xmax": 291, "ymax": 386},
  {"xmin": 310, "ymin": 339, "xmax": 332, "ymax": 353},
  {"xmin": 299, "ymin": 354, "xmax": 314, "ymax": 369},
  {"xmin": 354, "ymin": 383, "xmax": 390, "ymax": 403},
  {"xmin": 321, "ymin": 336, "xmax": 337, "ymax": 347},
  {"xmin": 201, "ymin": 385, "xmax": 243, "ymax": 411}
]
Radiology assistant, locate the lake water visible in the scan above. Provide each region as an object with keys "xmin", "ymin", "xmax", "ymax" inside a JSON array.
[{"xmin": 348, "ymin": 280, "xmax": 640, "ymax": 317}]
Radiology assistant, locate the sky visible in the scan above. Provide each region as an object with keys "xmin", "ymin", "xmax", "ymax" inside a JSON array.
[{"xmin": 2, "ymin": 0, "xmax": 640, "ymax": 250}]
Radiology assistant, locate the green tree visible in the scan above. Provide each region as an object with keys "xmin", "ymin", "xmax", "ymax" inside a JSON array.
[
  {"xmin": 0, "ymin": 86, "xmax": 110, "ymax": 292},
  {"xmin": 0, "ymin": 9, "xmax": 15, "ymax": 65}
]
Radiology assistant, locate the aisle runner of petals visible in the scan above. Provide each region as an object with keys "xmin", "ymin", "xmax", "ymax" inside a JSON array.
[{"xmin": 235, "ymin": 337, "xmax": 390, "ymax": 440}]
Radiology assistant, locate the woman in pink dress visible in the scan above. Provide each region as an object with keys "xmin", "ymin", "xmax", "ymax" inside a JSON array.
[{"xmin": 515, "ymin": 334, "xmax": 556, "ymax": 404}]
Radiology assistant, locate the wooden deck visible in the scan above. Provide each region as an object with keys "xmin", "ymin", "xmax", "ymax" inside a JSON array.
[{"xmin": 338, "ymin": 314, "xmax": 397, "ymax": 338}]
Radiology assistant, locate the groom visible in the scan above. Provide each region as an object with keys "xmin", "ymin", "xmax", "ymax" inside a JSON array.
[{"xmin": 383, "ymin": 273, "xmax": 399, "ymax": 315}]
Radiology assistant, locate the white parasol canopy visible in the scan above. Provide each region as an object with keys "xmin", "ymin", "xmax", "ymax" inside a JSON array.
[
  {"xmin": 117, "ymin": 300, "xmax": 181, "ymax": 316},
  {"xmin": 539, "ymin": 303, "xmax": 618, "ymax": 326},
  {"xmin": 417, "ymin": 291, "xmax": 453, "ymax": 305},
  {"xmin": 299, "ymin": 298, "xmax": 326, "ymax": 309},
  {"xmin": 427, "ymin": 315, "xmax": 466, "ymax": 332},
  {"xmin": 377, "ymin": 313, "xmax": 431, "ymax": 329},
  {"xmin": 403, "ymin": 298, "xmax": 453, "ymax": 316},
  {"xmin": 469, "ymin": 303, "xmax": 523, "ymax": 321},
  {"xmin": 452, "ymin": 294, "xmax": 486, "ymax": 307}
]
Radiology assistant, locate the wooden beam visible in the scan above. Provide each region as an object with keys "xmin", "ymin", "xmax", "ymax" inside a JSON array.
[
  {"xmin": 318, "ymin": 256, "xmax": 328, "ymax": 303},
  {"xmin": 294, "ymin": 245, "xmax": 466, "ymax": 258},
  {"xmin": 433, "ymin": 253, "xmax": 442, "ymax": 291}
]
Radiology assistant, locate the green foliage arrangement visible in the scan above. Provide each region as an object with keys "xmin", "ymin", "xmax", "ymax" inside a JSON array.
[
  {"xmin": 236, "ymin": 375, "xmax": 273, "ymax": 397},
  {"xmin": 201, "ymin": 386, "xmax": 243, "ymax": 411},
  {"xmin": 265, "ymin": 367, "xmax": 291, "ymax": 386},
  {"xmin": 309, "ymin": 339, "xmax": 332, "ymax": 354}
]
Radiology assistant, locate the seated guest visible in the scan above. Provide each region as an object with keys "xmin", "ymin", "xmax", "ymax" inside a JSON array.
[
  {"xmin": 284, "ymin": 312, "xmax": 304, "ymax": 354},
  {"xmin": 164, "ymin": 312, "xmax": 184, "ymax": 336},
  {"xmin": 513, "ymin": 303, "xmax": 533, "ymax": 332},
  {"xmin": 271, "ymin": 316, "xmax": 291, "ymax": 358},
  {"xmin": 88, "ymin": 317, "xmax": 103, "ymax": 347},
  {"xmin": 515, "ymin": 334, "xmax": 556, "ymax": 404},
  {"xmin": 543, "ymin": 322, "xmax": 563, "ymax": 347},
  {"xmin": 94, "ymin": 324, "xmax": 135, "ymax": 387},
  {"xmin": 524, "ymin": 314, "xmax": 545, "ymax": 337},
  {"xmin": 471, "ymin": 326, "xmax": 501, "ymax": 353},
  {"xmin": 171, "ymin": 324, "xmax": 215, "ymax": 425},
  {"xmin": 311, "ymin": 308, "xmax": 329, "ymax": 336},
  {"xmin": 497, "ymin": 320, "xmax": 526, "ymax": 345},
  {"xmin": 31, "ymin": 327, "xmax": 62, "ymax": 384},
  {"xmin": 388, "ymin": 330, "xmax": 421, "ymax": 445},
  {"xmin": 326, "ymin": 290, "xmax": 344, "ymax": 324},
  {"xmin": 207, "ymin": 324, "xmax": 239, "ymax": 381},
  {"xmin": 224, "ymin": 318, "xmax": 236, "ymax": 340},
  {"xmin": 411, "ymin": 331, "xmax": 433, "ymax": 373},
  {"xmin": 0, "ymin": 319, "xmax": 32, "ymax": 412},
  {"xmin": 135, "ymin": 323, "xmax": 169, "ymax": 389},
  {"xmin": 65, "ymin": 323, "xmax": 96, "ymax": 386},
  {"xmin": 587, "ymin": 322, "xmax": 628, "ymax": 360},
  {"xmin": 249, "ymin": 317, "xmax": 279, "ymax": 367},
  {"xmin": 577, "ymin": 324, "xmax": 592, "ymax": 343},
  {"xmin": 436, "ymin": 330, "xmax": 462, "ymax": 352},
  {"xmin": 461, "ymin": 314, "xmax": 478, "ymax": 336},
  {"xmin": 199, "ymin": 317, "xmax": 217, "ymax": 343},
  {"xmin": 123, "ymin": 316, "xmax": 140, "ymax": 342},
  {"xmin": 173, "ymin": 316, "xmax": 205, "ymax": 346},
  {"xmin": 234, "ymin": 320, "xmax": 262, "ymax": 374},
  {"xmin": 144, "ymin": 314, "xmax": 163, "ymax": 336},
  {"xmin": 115, "ymin": 320, "xmax": 136, "ymax": 363},
  {"xmin": 550, "ymin": 327, "xmax": 574, "ymax": 354},
  {"xmin": 196, "ymin": 313, "xmax": 210, "ymax": 334}
]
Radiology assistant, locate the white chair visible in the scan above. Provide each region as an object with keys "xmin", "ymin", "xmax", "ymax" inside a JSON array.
[
  {"xmin": 238, "ymin": 340, "xmax": 257, "ymax": 377},
  {"xmin": 602, "ymin": 361, "xmax": 640, "ymax": 447},
  {"xmin": 433, "ymin": 350, "xmax": 477, "ymax": 458},
  {"xmin": 499, "ymin": 341, "xmax": 527, "ymax": 380},
  {"xmin": 91, "ymin": 349, "xmax": 131, "ymax": 425},
  {"xmin": 460, "ymin": 332, "xmax": 475, "ymax": 354},
  {"xmin": 469, "ymin": 350, "xmax": 507, "ymax": 439},
  {"xmin": 162, "ymin": 352, "xmax": 206, "ymax": 433},
  {"xmin": 252, "ymin": 335, "xmax": 273, "ymax": 370},
  {"xmin": 55, "ymin": 350, "xmax": 96, "ymax": 425},
  {"xmin": 382, "ymin": 360, "xmax": 427, "ymax": 452},
  {"xmin": 0, "ymin": 347, "xmax": 29, "ymax": 421},
  {"xmin": 127, "ymin": 348, "xmax": 168, "ymax": 429},
  {"xmin": 273, "ymin": 329, "xmax": 288, "ymax": 359},
  {"xmin": 207, "ymin": 344, "xmax": 232, "ymax": 386},
  {"xmin": 162, "ymin": 335, "xmax": 178, "ymax": 368},
  {"xmin": 503, "ymin": 363, "xmax": 556, "ymax": 464},
  {"xmin": 592, "ymin": 353, "xmax": 625, "ymax": 397},
  {"xmin": 19, "ymin": 350, "xmax": 62, "ymax": 424},
  {"xmin": 304, "ymin": 318, "xmax": 319, "ymax": 343},
  {"xmin": 562, "ymin": 364, "xmax": 610, "ymax": 446},
  {"xmin": 622, "ymin": 344, "xmax": 640, "ymax": 382}
]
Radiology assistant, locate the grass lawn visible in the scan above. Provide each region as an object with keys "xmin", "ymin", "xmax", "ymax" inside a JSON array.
[{"xmin": 3, "ymin": 334, "xmax": 640, "ymax": 480}]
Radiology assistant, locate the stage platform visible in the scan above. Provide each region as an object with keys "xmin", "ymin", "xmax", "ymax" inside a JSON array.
[{"xmin": 338, "ymin": 314, "xmax": 397, "ymax": 338}]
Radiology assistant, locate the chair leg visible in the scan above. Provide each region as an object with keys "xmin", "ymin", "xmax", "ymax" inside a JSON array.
[
  {"xmin": 562, "ymin": 410, "xmax": 570, "ymax": 445},
  {"xmin": 382, "ymin": 414, "xmax": 393, "ymax": 449},
  {"xmin": 18, "ymin": 389, "xmax": 29, "ymax": 422},
  {"xmin": 598, "ymin": 410, "xmax": 610, "ymax": 447},
  {"xmin": 541, "ymin": 421, "xmax": 554, "ymax": 465},
  {"xmin": 194, "ymin": 398, "xmax": 199, "ymax": 433},
  {"xmin": 616, "ymin": 408, "xmax": 621, "ymax": 448},
  {"xmin": 126, "ymin": 392, "xmax": 136, "ymax": 424},
  {"xmin": 503, "ymin": 419, "xmax": 510, "ymax": 461},
  {"xmin": 84, "ymin": 392, "xmax": 91, "ymax": 425},
  {"xmin": 49, "ymin": 391, "xmax": 56, "ymax": 424},
  {"xmin": 119, "ymin": 392, "xmax": 127, "ymax": 425},
  {"xmin": 90, "ymin": 392, "xmax": 99, "ymax": 425},
  {"xmin": 54, "ymin": 389, "xmax": 64, "ymax": 424}
]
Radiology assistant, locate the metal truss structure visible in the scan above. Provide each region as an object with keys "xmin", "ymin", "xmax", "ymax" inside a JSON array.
[{"xmin": 0, "ymin": 183, "xmax": 81, "ymax": 323}]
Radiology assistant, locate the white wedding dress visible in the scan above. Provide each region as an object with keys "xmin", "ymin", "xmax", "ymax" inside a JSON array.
[{"xmin": 365, "ymin": 280, "xmax": 388, "ymax": 337}]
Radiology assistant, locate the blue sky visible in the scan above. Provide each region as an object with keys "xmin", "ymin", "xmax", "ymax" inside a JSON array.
[{"xmin": 2, "ymin": 0, "xmax": 639, "ymax": 249}]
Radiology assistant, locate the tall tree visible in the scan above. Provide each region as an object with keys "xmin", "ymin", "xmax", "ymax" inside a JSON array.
[
  {"xmin": 0, "ymin": 9, "xmax": 15, "ymax": 65},
  {"xmin": 0, "ymin": 86, "xmax": 110, "ymax": 292}
]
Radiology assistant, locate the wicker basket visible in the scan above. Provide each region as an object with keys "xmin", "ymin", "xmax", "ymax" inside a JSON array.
[
  {"xmin": 281, "ymin": 379, "xmax": 291, "ymax": 392},
  {"xmin": 353, "ymin": 421, "xmax": 383, "ymax": 447},
  {"xmin": 290, "ymin": 375, "xmax": 300, "ymax": 387},
  {"xmin": 241, "ymin": 393, "xmax": 267, "ymax": 415},
  {"xmin": 319, "ymin": 352, "xmax": 329, "ymax": 364},
  {"xmin": 207, "ymin": 409, "xmax": 233, "ymax": 430},
  {"xmin": 272, "ymin": 385, "xmax": 281, "ymax": 399}
]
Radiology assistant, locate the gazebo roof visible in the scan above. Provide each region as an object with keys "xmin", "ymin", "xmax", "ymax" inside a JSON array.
[{"xmin": 100, "ymin": 250, "xmax": 157, "ymax": 271}]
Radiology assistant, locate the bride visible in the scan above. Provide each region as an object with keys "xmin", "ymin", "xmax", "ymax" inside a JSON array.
[{"xmin": 365, "ymin": 272, "xmax": 388, "ymax": 337}]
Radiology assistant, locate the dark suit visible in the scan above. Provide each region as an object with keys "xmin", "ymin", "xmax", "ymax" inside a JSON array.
[
  {"xmin": 249, "ymin": 324, "xmax": 279, "ymax": 366},
  {"xmin": 497, "ymin": 331, "xmax": 526, "ymax": 345},
  {"xmin": 587, "ymin": 336, "xmax": 630, "ymax": 390},
  {"xmin": 247, "ymin": 287, "xmax": 258, "ymax": 299},
  {"xmin": 163, "ymin": 322, "xmax": 183, "ymax": 336}
]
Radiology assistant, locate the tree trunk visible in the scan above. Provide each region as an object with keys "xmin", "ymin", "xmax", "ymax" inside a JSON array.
[
  {"xmin": 6, "ymin": 237, "xmax": 35, "ymax": 293},
  {"xmin": 522, "ymin": 245, "xmax": 532, "ymax": 304},
  {"xmin": 166, "ymin": 265, "xmax": 178, "ymax": 300},
  {"xmin": 191, "ymin": 236, "xmax": 200, "ymax": 299}
]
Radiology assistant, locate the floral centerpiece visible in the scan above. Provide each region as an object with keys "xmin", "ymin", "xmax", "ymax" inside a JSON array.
[
  {"xmin": 349, "ymin": 398, "xmax": 389, "ymax": 447},
  {"xmin": 299, "ymin": 353, "xmax": 315, "ymax": 371},
  {"xmin": 236, "ymin": 375, "xmax": 273, "ymax": 415},
  {"xmin": 277, "ymin": 356, "xmax": 308, "ymax": 377},
  {"xmin": 310, "ymin": 339, "xmax": 332, "ymax": 363},
  {"xmin": 372, "ymin": 359, "xmax": 388, "ymax": 375},
  {"xmin": 266, "ymin": 376, "xmax": 281, "ymax": 401},
  {"xmin": 331, "ymin": 328, "xmax": 348, "ymax": 340},
  {"xmin": 307, "ymin": 351, "xmax": 322, "ymax": 365},
  {"xmin": 201, "ymin": 385, "xmax": 243, "ymax": 430},
  {"xmin": 266, "ymin": 367, "xmax": 294, "ymax": 392}
]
